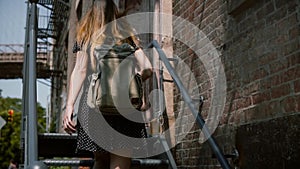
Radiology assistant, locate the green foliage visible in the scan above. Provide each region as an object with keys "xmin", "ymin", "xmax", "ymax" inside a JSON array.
[{"xmin": 0, "ymin": 97, "xmax": 46, "ymax": 168}]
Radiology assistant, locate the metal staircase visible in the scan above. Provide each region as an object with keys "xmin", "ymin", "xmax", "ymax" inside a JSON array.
[
  {"xmin": 22, "ymin": 1, "xmax": 232, "ymax": 168},
  {"xmin": 38, "ymin": 133, "xmax": 169, "ymax": 168}
]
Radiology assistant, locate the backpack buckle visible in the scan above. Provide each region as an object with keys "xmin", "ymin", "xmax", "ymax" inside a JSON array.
[{"xmin": 91, "ymin": 73, "xmax": 100, "ymax": 86}]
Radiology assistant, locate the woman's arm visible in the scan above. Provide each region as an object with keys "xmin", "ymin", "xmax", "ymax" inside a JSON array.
[
  {"xmin": 134, "ymin": 48, "xmax": 153, "ymax": 81},
  {"xmin": 63, "ymin": 51, "xmax": 88, "ymax": 134}
]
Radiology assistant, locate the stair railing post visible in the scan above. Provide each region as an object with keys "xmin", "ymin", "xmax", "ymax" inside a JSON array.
[
  {"xmin": 150, "ymin": 40, "xmax": 231, "ymax": 169},
  {"xmin": 25, "ymin": 0, "xmax": 42, "ymax": 168},
  {"xmin": 22, "ymin": 1, "xmax": 31, "ymax": 168}
]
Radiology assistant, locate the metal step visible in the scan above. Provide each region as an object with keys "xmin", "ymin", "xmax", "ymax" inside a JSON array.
[
  {"xmin": 43, "ymin": 158, "xmax": 169, "ymax": 168},
  {"xmin": 38, "ymin": 133, "xmax": 93, "ymax": 158},
  {"xmin": 38, "ymin": 133, "xmax": 169, "ymax": 168}
]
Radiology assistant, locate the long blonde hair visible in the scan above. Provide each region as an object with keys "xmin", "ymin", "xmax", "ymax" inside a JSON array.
[{"xmin": 76, "ymin": 0, "xmax": 140, "ymax": 70}]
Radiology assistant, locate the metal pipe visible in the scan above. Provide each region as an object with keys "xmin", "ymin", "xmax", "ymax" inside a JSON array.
[
  {"xmin": 150, "ymin": 40, "xmax": 231, "ymax": 169},
  {"xmin": 22, "ymin": 1, "xmax": 31, "ymax": 167},
  {"xmin": 27, "ymin": 1, "xmax": 38, "ymax": 167}
]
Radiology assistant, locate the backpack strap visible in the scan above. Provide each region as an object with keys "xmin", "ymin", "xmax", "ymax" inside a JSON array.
[{"xmin": 128, "ymin": 37, "xmax": 141, "ymax": 51}]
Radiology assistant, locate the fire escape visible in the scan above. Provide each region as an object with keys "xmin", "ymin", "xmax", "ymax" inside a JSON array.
[
  {"xmin": 0, "ymin": 1, "xmax": 68, "ymax": 80},
  {"xmin": 21, "ymin": 1, "xmax": 70, "ymax": 167},
  {"xmin": 35, "ymin": 0, "xmax": 70, "ymax": 132},
  {"xmin": 36, "ymin": 0, "xmax": 69, "ymax": 78}
]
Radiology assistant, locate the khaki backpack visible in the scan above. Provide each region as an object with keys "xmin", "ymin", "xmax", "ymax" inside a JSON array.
[{"xmin": 86, "ymin": 42, "xmax": 143, "ymax": 115}]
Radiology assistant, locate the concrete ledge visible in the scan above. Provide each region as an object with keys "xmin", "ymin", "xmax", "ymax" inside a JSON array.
[{"xmin": 236, "ymin": 114, "xmax": 300, "ymax": 169}]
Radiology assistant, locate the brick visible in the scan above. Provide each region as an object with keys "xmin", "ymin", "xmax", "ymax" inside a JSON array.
[
  {"xmin": 294, "ymin": 79, "xmax": 300, "ymax": 93},
  {"xmin": 244, "ymin": 105, "xmax": 262, "ymax": 122},
  {"xmin": 283, "ymin": 39, "xmax": 300, "ymax": 56},
  {"xmin": 233, "ymin": 110, "xmax": 245, "ymax": 124},
  {"xmin": 287, "ymin": 0, "xmax": 299, "ymax": 14},
  {"xmin": 269, "ymin": 58, "xmax": 288, "ymax": 74},
  {"xmin": 241, "ymin": 103, "xmax": 267, "ymax": 122},
  {"xmin": 271, "ymin": 83, "xmax": 291, "ymax": 99},
  {"xmin": 275, "ymin": 34, "xmax": 289, "ymax": 44},
  {"xmin": 274, "ymin": 0, "xmax": 286, "ymax": 10},
  {"xmin": 266, "ymin": 6, "xmax": 287, "ymax": 25},
  {"xmin": 250, "ymin": 67, "xmax": 269, "ymax": 81},
  {"xmin": 296, "ymin": 95, "xmax": 300, "ymax": 112},
  {"xmin": 173, "ymin": 0, "xmax": 299, "ymax": 168},
  {"xmin": 262, "ymin": 74, "xmax": 282, "ymax": 89},
  {"xmin": 243, "ymin": 82, "xmax": 261, "ymax": 96},
  {"xmin": 256, "ymin": 1, "xmax": 274, "ymax": 20},
  {"xmin": 289, "ymin": 25, "xmax": 299, "ymax": 38},
  {"xmin": 251, "ymin": 91, "xmax": 271, "ymax": 105},
  {"xmin": 234, "ymin": 97, "xmax": 252, "ymax": 110},
  {"xmin": 259, "ymin": 52, "xmax": 278, "ymax": 65},
  {"xmin": 280, "ymin": 96, "xmax": 298, "ymax": 113},
  {"xmin": 220, "ymin": 112, "xmax": 229, "ymax": 125},
  {"xmin": 287, "ymin": 52, "xmax": 300, "ymax": 67},
  {"xmin": 276, "ymin": 14, "xmax": 298, "ymax": 35},
  {"xmin": 266, "ymin": 100, "xmax": 281, "ymax": 116},
  {"xmin": 282, "ymin": 66, "xmax": 300, "ymax": 83}
]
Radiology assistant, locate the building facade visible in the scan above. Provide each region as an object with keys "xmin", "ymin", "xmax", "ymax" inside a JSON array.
[
  {"xmin": 172, "ymin": 0, "xmax": 300, "ymax": 168},
  {"xmin": 54, "ymin": 0, "xmax": 299, "ymax": 168}
]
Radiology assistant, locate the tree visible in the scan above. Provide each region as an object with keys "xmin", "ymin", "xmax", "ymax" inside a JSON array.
[{"xmin": 0, "ymin": 97, "xmax": 46, "ymax": 168}]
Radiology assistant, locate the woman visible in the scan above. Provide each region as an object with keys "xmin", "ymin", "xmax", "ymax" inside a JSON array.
[{"xmin": 63, "ymin": 0, "xmax": 152, "ymax": 169}]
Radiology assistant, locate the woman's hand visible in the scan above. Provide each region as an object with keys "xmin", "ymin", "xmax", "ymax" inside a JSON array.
[
  {"xmin": 63, "ymin": 105, "xmax": 76, "ymax": 134},
  {"xmin": 63, "ymin": 50, "xmax": 88, "ymax": 134},
  {"xmin": 141, "ymin": 68, "xmax": 153, "ymax": 81}
]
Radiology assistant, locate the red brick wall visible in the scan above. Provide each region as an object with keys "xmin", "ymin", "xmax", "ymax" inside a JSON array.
[{"xmin": 172, "ymin": 0, "xmax": 300, "ymax": 168}]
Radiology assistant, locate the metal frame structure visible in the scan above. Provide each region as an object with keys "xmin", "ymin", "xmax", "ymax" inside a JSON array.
[
  {"xmin": 22, "ymin": 1, "xmax": 40, "ymax": 168},
  {"xmin": 22, "ymin": 0, "xmax": 69, "ymax": 168},
  {"xmin": 36, "ymin": 0, "xmax": 69, "ymax": 133}
]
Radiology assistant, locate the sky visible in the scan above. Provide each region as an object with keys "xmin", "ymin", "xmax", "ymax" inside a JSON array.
[{"xmin": 0, "ymin": 0, "xmax": 51, "ymax": 108}]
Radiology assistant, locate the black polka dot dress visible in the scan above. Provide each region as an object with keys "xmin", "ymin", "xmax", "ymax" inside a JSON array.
[{"xmin": 74, "ymin": 43, "xmax": 147, "ymax": 155}]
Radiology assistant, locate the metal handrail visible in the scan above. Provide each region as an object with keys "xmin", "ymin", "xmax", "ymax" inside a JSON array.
[{"xmin": 149, "ymin": 40, "xmax": 231, "ymax": 169}]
